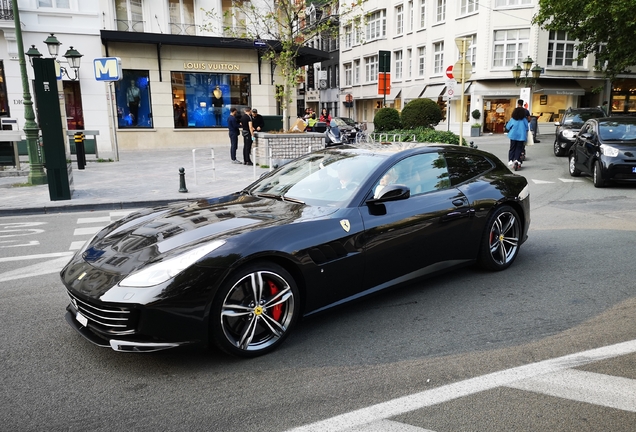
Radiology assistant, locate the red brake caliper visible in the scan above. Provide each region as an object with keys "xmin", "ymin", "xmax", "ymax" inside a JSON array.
[{"xmin": 267, "ymin": 280, "xmax": 282, "ymax": 321}]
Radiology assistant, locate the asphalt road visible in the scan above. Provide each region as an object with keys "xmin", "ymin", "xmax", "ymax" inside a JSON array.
[{"xmin": 1, "ymin": 138, "xmax": 636, "ymax": 431}]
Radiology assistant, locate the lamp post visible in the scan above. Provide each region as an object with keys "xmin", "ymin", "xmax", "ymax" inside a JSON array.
[
  {"xmin": 28, "ymin": 33, "xmax": 83, "ymax": 81},
  {"xmin": 511, "ymin": 56, "xmax": 542, "ymax": 87},
  {"xmin": 12, "ymin": 0, "xmax": 46, "ymax": 185}
]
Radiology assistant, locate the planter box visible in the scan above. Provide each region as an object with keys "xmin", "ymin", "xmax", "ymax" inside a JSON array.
[
  {"xmin": 254, "ymin": 132, "xmax": 325, "ymax": 168},
  {"xmin": 470, "ymin": 127, "xmax": 481, "ymax": 137}
]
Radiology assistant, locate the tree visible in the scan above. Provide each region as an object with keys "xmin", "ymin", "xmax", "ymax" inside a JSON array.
[
  {"xmin": 533, "ymin": 0, "xmax": 636, "ymax": 79},
  {"xmin": 203, "ymin": 1, "xmax": 361, "ymax": 129},
  {"xmin": 400, "ymin": 99, "xmax": 442, "ymax": 129}
]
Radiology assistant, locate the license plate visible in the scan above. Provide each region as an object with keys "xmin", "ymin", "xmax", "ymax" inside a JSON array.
[
  {"xmin": 76, "ymin": 312, "xmax": 88, "ymax": 327},
  {"xmin": 632, "ymin": 167, "xmax": 636, "ymax": 173}
]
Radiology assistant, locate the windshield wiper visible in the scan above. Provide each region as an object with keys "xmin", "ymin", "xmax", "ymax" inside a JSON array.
[{"xmin": 255, "ymin": 193, "xmax": 304, "ymax": 204}]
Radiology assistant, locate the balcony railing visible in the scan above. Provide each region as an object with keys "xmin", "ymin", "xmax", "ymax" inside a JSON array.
[
  {"xmin": 169, "ymin": 22, "xmax": 197, "ymax": 36},
  {"xmin": 0, "ymin": 0, "xmax": 14, "ymax": 21},
  {"xmin": 115, "ymin": 19, "xmax": 145, "ymax": 32}
]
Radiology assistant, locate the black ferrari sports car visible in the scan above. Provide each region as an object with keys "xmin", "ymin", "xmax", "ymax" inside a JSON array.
[{"xmin": 61, "ymin": 143, "xmax": 530, "ymax": 357}]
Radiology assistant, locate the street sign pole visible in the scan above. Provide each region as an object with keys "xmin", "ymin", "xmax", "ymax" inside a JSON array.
[{"xmin": 454, "ymin": 38, "xmax": 472, "ymax": 146}]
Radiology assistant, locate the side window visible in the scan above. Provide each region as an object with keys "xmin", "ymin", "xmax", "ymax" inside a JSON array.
[
  {"xmin": 444, "ymin": 151, "xmax": 494, "ymax": 186},
  {"xmin": 374, "ymin": 153, "xmax": 450, "ymax": 198}
]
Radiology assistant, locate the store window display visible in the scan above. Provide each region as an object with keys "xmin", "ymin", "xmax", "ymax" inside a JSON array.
[
  {"xmin": 171, "ymin": 72, "xmax": 251, "ymax": 128},
  {"xmin": 115, "ymin": 70, "xmax": 153, "ymax": 128}
]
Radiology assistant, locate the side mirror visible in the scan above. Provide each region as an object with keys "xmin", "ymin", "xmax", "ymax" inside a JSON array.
[
  {"xmin": 367, "ymin": 184, "xmax": 410, "ymax": 204},
  {"xmin": 580, "ymin": 132, "xmax": 593, "ymax": 140},
  {"xmin": 554, "ymin": 121, "xmax": 561, "ymax": 127}
]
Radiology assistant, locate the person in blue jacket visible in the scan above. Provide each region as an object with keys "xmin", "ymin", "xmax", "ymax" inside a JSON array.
[{"xmin": 505, "ymin": 106, "xmax": 529, "ymax": 169}]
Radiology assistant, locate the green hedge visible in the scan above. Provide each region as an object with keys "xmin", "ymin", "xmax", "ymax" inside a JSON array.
[
  {"xmin": 373, "ymin": 107, "xmax": 402, "ymax": 131},
  {"xmin": 401, "ymin": 98, "xmax": 443, "ymax": 129},
  {"xmin": 373, "ymin": 127, "xmax": 467, "ymax": 146}
]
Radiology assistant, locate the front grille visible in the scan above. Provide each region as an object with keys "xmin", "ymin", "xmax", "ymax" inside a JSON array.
[{"xmin": 67, "ymin": 290, "xmax": 137, "ymax": 335}]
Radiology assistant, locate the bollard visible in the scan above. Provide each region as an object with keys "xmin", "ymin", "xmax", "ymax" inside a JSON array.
[
  {"xmin": 74, "ymin": 132, "xmax": 86, "ymax": 170},
  {"xmin": 179, "ymin": 167, "xmax": 188, "ymax": 193}
]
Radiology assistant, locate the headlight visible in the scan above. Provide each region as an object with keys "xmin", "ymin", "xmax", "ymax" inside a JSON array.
[
  {"xmin": 600, "ymin": 144, "xmax": 619, "ymax": 157},
  {"xmin": 119, "ymin": 240, "xmax": 226, "ymax": 287},
  {"xmin": 562, "ymin": 130, "xmax": 575, "ymax": 139},
  {"xmin": 518, "ymin": 184, "xmax": 529, "ymax": 201}
]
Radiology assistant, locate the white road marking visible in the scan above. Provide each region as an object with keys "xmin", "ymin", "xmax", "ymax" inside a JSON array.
[
  {"xmin": 69, "ymin": 241, "xmax": 87, "ymax": 251},
  {"xmin": 77, "ymin": 216, "xmax": 112, "ymax": 224},
  {"xmin": 506, "ymin": 369, "xmax": 636, "ymax": 412},
  {"xmin": 559, "ymin": 178, "xmax": 584, "ymax": 183},
  {"xmin": 0, "ymin": 240, "xmax": 40, "ymax": 248},
  {"xmin": 73, "ymin": 226, "xmax": 102, "ymax": 236},
  {"xmin": 531, "ymin": 179, "xmax": 555, "ymax": 184},
  {"xmin": 0, "ymin": 251, "xmax": 74, "ymax": 263},
  {"xmin": 287, "ymin": 339, "xmax": 636, "ymax": 432},
  {"xmin": 0, "ymin": 256, "xmax": 72, "ymax": 283},
  {"xmin": 343, "ymin": 420, "xmax": 435, "ymax": 431}
]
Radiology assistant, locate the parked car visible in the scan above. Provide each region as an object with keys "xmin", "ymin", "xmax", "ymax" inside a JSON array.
[
  {"xmin": 554, "ymin": 107, "xmax": 606, "ymax": 156},
  {"xmin": 61, "ymin": 144, "xmax": 530, "ymax": 358},
  {"xmin": 568, "ymin": 116, "xmax": 636, "ymax": 187},
  {"xmin": 332, "ymin": 117, "xmax": 358, "ymax": 143}
]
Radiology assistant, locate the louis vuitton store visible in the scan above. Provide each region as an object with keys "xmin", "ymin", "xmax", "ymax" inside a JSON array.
[{"xmin": 101, "ymin": 30, "xmax": 327, "ymax": 150}]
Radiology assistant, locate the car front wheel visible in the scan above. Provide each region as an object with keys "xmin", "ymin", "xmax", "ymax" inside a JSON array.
[
  {"xmin": 593, "ymin": 160, "xmax": 606, "ymax": 188},
  {"xmin": 553, "ymin": 139, "xmax": 564, "ymax": 156},
  {"xmin": 477, "ymin": 205, "xmax": 521, "ymax": 271},
  {"xmin": 210, "ymin": 262, "xmax": 300, "ymax": 357},
  {"xmin": 569, "ymin": 154, "xmax": 581, "ymax": 177}
]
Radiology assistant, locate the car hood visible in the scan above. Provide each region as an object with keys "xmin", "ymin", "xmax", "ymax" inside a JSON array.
[{"xmin": 78, "ymin": 193, "xmax": 338, "ymax": 275}]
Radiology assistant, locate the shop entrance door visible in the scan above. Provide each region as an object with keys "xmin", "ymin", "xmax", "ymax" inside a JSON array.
[
  {"xmin": 483, "ymin": 99, "xmax": 511, "ymax": 133},
  {"xmin": 63, "ymin": 81, "xmax": 84, "ymax": 130}
]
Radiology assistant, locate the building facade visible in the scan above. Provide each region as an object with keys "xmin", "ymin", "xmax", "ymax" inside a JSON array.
[
  {"xmin": 1, "ymin": 0, "xmax": 323, "ymax": 159},
  {"xmin": 338, "ymin": 0, "xmax": 634, "ymax": 134}
]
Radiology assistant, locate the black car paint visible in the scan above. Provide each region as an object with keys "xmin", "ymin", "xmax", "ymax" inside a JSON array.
[
  {"xmin": 569, "ymin": 117, "xmax": 636, "ymax": 185},
  {"xmin": 61, "ymin": 145, "xmax": 530, "ymax": 352},
  {"xmin": 553, "ymin": 107, "xmax": 605, "ymax": 156}
]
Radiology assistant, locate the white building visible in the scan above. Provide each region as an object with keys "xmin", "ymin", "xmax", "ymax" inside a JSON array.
[
  {"xmin": 1, "ymin": 0, "xmax": 324, "ymax": 159},
  {"xmin": 339, "ymin": 0, "xmax": 632, "ymax": 135}
]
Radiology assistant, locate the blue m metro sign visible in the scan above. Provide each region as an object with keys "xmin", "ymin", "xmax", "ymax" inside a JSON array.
[{"xmin": 93, "ymin": 57, "xmax": 122, "ymax": 81}]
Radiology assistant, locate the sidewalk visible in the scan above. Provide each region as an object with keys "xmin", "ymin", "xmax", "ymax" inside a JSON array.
[
  {"xmin": 0, "ymin": 143, "xmax": 269, "ymax": 216},
  {"xmin": 0, "ymin": 133, "xmax": 519, "ymax": 216}
]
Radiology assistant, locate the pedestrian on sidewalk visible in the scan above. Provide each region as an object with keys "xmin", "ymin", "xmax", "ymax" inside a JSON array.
[
  {"xmin": 505, "ymin": 106, "xmax": 529, "ymax": 170},
  {"xmin": 240, "ymin": 107, "xmax": 254, "ymax": 166},
  {"xmin": 251, "ymin": 109, "xmax": 264, "ymax": 133},
  {"xmin": 228, "ymin": 107, "xmax": 242, "ymax": 164}
]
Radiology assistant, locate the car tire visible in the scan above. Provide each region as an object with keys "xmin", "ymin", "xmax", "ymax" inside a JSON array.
[
  {"xmin": 210, "ymin": 261, "xmax": 300, "ymax": 358},
  {"xmin": 593, "ymin": 160, "xmax": 606, "ymax": 188},
  {"xmin": 553, "ymin": 139, "xmax": 564, "ymax": 156},
  {"xmin": 477, "ymin": 205, "xmax": 521, "ymax": 271},
  {"xmin": 568, "ymin": 154, "xmax": 581, "ymax": 177}
]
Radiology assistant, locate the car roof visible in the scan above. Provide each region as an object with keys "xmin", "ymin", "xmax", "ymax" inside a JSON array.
[{"xmin": 566, "ymin": 107, "xmax": 605, "ymax": 114}]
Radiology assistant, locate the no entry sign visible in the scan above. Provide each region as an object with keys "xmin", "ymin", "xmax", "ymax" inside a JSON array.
[{"xmin": 445, "ymin": 65, "xmax": 454, "ymax": 79}]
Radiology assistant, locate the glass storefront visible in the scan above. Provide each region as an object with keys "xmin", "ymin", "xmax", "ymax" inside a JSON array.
[
  {"xmin": 114, "ymin": 70, "xmax": 153, "ymax": 128},
  {"xmin": 171, "ymin": 71, "xmax": 250, "ymax": 128},
  {"xmin": 611, "ymin": 79, "xmax": 636, "ymax": 115}
]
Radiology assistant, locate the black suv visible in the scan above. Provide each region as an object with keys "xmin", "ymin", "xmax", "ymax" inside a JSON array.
[{"xmin": 554, "ymin": 107, "xmax": 606, "ymax": 156}]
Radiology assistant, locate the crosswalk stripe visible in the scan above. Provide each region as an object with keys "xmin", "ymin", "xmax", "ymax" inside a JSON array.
[
  {"xmin": 559, "ymin": 178, "xmax": 584, "ymax": 182},
  {"xmin": 73, "ymin": 226, "xmax": 102, "ymax": 236},
  {"xmin": 0, "ymin": 251, "xmax": 74, "ymax": 263},
  {"xmin": 532, "ymin": 179, "xmax": 555, "ymax": 184},
  {"xmin": 0, "ymin": 256, "xmax": 72, "ymax": 283},
  {"xmin": 505, "ymin": 369, "xmax": 636, "ymax": 412},
  {"xmin": 343, "ymin": 419, "xmax": 435, "ymax": 432}
]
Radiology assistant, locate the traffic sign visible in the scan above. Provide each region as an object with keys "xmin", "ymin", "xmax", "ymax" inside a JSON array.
[
  {"xmin": 453, "ymin": 59, "xmax": 472, "ymax": 82},
  {"xmin": 445, "ymin": 65, "xmax": 454, "ymax": 80},
  {"xmin": 447, "ymin": 89, "xmax": 454, "ymax": 97}
]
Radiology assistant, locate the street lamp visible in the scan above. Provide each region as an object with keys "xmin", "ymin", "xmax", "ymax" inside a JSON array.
[
  {"xmin": 27, "ymin": 33, "xmax": 84, "ymax": 81},
  {"xmin": 511, "ymin": 56, "xmax": 542, "ymax": 87},
  {"xmin": 11, "ymin": 0, "xmax": 46, "ymax": 184}
]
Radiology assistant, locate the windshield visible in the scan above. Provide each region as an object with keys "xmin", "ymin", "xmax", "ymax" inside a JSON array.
[
  {"xmin": 247, "ymin": 150, "xmax": 385, "ymax": 206},
  {"xmin": 563, "ymin": 111, "xmax": 604, "ymax": 126},
  {"xmin": 599, "ymin": 120, "xmax": 636, "ymax": 141}
]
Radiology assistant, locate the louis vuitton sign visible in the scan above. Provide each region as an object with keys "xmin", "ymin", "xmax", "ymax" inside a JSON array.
[{"xmin": 183, "ymin": 62, "xmax": 241, "ymax": 71}]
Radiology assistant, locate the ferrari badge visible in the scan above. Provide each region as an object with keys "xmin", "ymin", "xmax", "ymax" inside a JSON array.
[{"xmin": 340, "ymin": 219, "xmax": 350, "ymax": 232}]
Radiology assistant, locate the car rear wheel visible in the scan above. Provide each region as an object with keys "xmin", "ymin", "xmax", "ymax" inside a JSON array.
[
  {"xmin": 553, "ymin": 139, "xmax": 564, "ymax": 156},
  {"xmin": 210, "ymin": 262, "xmax": 300, "ymax": 357},
  {"xmin": 593, "ymin": 160, "xmax": 606, "ymax": 188},
  {"xmin": 568, "ymin": 154, "xmax": 581, "ymax": 177},
  {"xmin": 477, "ymin": 206, "xmax": 521, "ymax": 271}
]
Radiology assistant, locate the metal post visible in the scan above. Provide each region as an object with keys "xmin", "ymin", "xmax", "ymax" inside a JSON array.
[{"xmin": 12, "ymin": 0, "xmax": 46, "ymax": 184}]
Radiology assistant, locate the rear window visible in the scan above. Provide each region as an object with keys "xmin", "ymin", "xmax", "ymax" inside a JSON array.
[
  {"xmin": 444, "ymin": 152, "xmax": 494, "ymax": 186},
  {"xmin": 563, "ymin": 110, "xmax": 605, "ymax": 126}
]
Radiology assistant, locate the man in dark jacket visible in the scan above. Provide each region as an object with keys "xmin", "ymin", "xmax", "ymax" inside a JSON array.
[
  {"xmin": 227, "ymin": 107, "xmax": 241, "ymax": 164},
  {"xmin": 251, "ymin": 108, "xmax": 264, "ymax": 133},
  {"xmin": 240, "ymin": 107, "xmax": 254, "ymax": 166}
]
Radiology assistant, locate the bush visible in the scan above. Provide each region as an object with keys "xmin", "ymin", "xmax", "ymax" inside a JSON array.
[
  {"xmin": 373, "ymin": 107, "xmax": 402, "ymax": 131},
  {"xmin": 371, "ymin": 127, "xmax": 467, "ymax": 146},
  {"xmin": 401, "ymin": 98, "xmax": 443, "ymax": 129}
]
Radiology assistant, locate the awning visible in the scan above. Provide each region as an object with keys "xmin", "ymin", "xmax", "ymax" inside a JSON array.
[
  {"xmin": 403, "ymin": 85, "xmax": 425, "ymax": 100},
  {"xmin": 533, "ymin": 80, "xmax": 585, "ymax": 96},
  {"xmin": 421, "ymin": 84, "xmax": 446, "ymax": 99},
  {"xmin": 471, "ymin": 81, "xmax": 519, "ymax": 97},
  {"xmin": 385, "ymin": 89, "xmax": 402, "ymax": 103}
]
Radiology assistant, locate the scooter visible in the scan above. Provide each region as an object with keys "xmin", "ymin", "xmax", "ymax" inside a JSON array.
[{"xmin": 325, "ymin": 120, "xmax": 343, "ymax": 146}]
